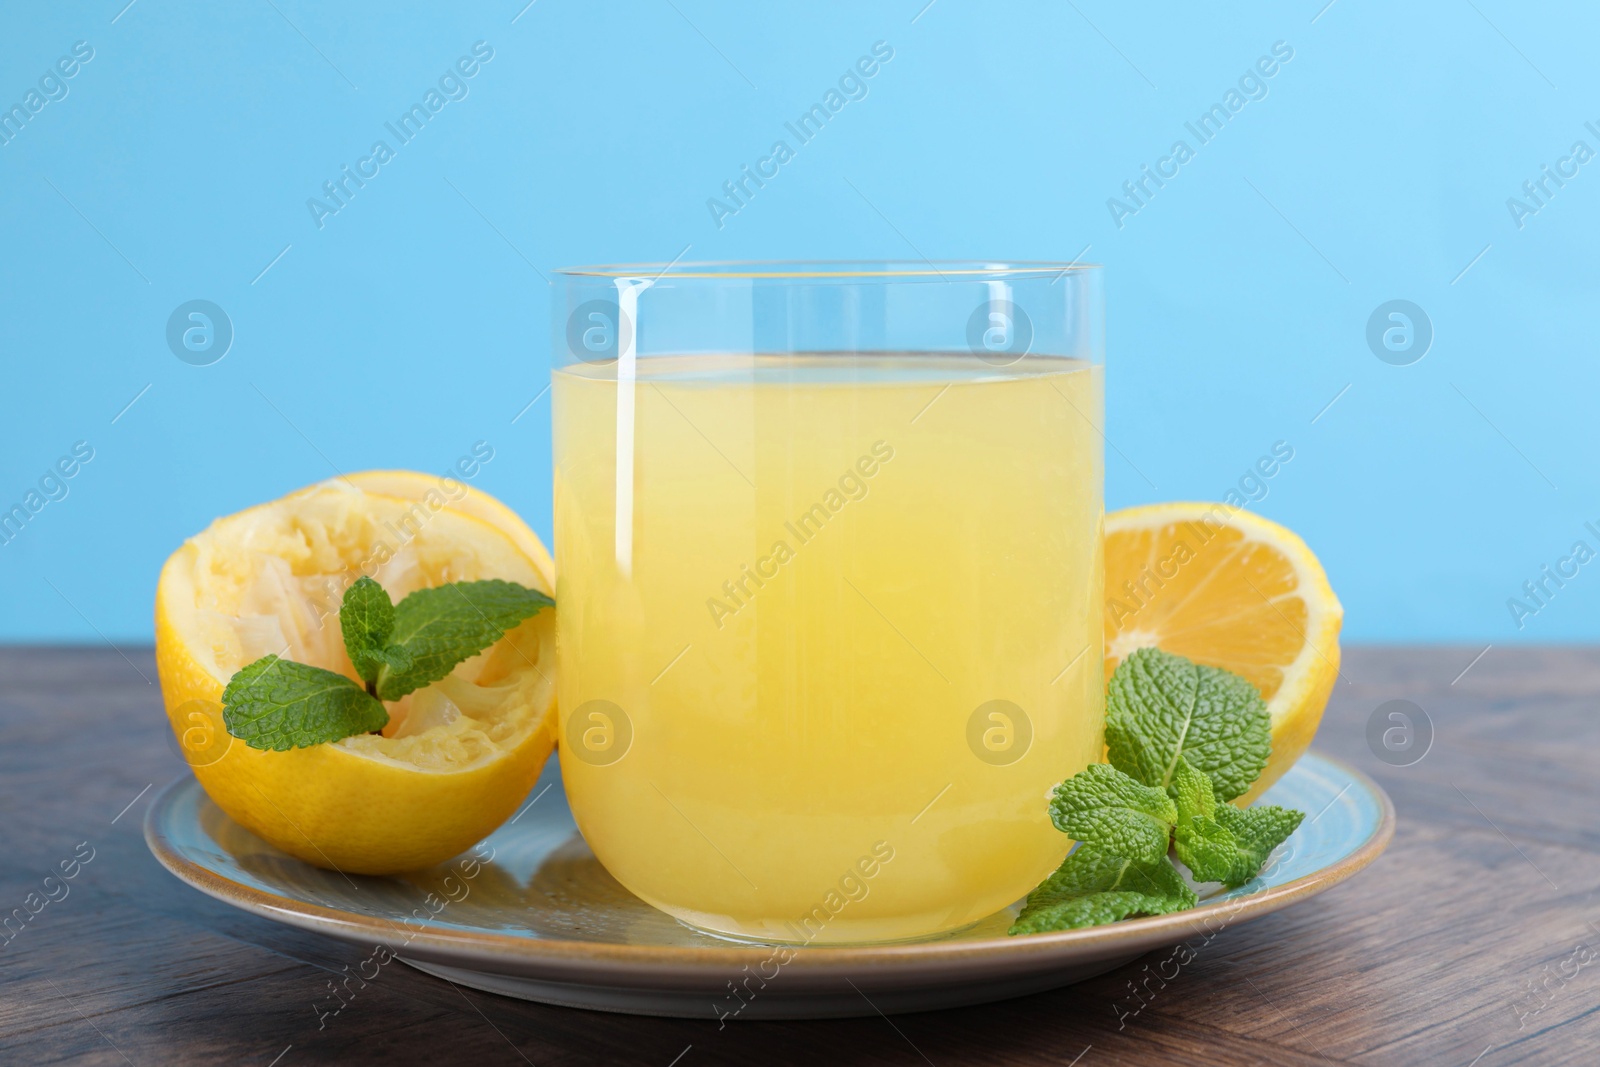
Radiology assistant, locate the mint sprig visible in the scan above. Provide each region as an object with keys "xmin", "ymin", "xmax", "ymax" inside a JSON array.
[
  {"xmin": 1010, "ymin": 648, "xmax": 1307, "ymax": 936},
  {"xmin": 221, "ymin": 576, "xmax": 553, "ymax": 752}
]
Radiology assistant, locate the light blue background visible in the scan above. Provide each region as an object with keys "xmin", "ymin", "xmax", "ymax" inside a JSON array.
[{"xmin": 0, "ymin": 0, "xmax": 1592, "ymax": 643}]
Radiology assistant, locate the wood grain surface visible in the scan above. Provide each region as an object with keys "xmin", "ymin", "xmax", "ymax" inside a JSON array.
[{"xmin": 1, "ymin": 645, "xmax": 1594, "ymax": 1066}]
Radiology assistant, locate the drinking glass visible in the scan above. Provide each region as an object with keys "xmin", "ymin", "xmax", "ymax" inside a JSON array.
[{"xmin": 551, "ymin": 262, "xmax": 1104, "ymax": 943}]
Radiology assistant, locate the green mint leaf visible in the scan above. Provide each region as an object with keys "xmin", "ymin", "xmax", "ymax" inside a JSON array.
[
  {"xmin": 1048, "ymin": 763, "xmax": 1178, "ymax": 864},
  {"xmin": 373, "ymin": 643, "xmax": 414, "ymax": 675},
  {"xmin": 340, "ymin": 576, "xmax": 396, "ymax": 686},
  {"xmin": 1168, "ymin": 753, "xmax": 1217, "ymax": 823},
  {"xmin": 1176, "ymin": 816, "xmax": 1248, "ymax": 885},
  {"xmin": 1169, "ymin": 756, "xmax": 1250, "ymax": 884},
  {"xmin": 1009, "ymin": 844, "xmax": 1197, "ymax": 934},
  {"xmin": 1105, "ymin": 647, "xmax": 1271, "ymax": 802},
  {"xmin": 1169, "ymin": 755, "xmax": 1303, "ymax": 887},
  {"xmin": 1213, "ymin": 803, "xmax": 1304, "ymax": 887},
  {"xmin": 376, "ymin": 579, "xmax": 554, "ymax": 701},
  {"xmin": 222, "ymin": 655, "xmax": 389, "ymax": 751}
]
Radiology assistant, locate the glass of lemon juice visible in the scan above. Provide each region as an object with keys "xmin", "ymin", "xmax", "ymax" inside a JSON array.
[{"xmin": 552, "ymin": 262, "xmax": 1104, "ymax": 944}]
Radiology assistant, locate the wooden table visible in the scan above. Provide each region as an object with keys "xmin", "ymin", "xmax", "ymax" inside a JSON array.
[{"xmin": 2, "ymin": 645, "xmax": 1595, "ymax": 1066}]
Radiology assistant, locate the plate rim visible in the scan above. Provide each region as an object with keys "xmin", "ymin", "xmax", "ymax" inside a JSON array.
[{"xmin": 145, "ymin": 750, "xmax": 1395, "ymax": 981}]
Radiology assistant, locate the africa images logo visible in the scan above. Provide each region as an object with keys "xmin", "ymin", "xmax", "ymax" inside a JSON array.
[{"xmin": 166, "ymin": 300, "xmax": 234, "ymax": 366}]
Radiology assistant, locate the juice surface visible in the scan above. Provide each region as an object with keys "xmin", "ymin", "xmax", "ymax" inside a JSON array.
[{"xmin": 552, "ymin": 353, "xmax": 1104, "ymax": 942}]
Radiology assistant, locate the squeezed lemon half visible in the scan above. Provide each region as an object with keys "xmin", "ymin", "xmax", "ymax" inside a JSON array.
[
  {"xmin": 1104, "ymin": 502, "xmax": 1343, "ymax": 802},
  {"xmin": 154, "ymin": 471, "xmax": 557, "ymax": 874}
]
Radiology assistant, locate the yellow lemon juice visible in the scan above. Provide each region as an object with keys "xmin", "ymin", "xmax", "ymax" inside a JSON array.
[{"xmin": 553, "ymin": 353, "xmax": 1104, "ymax": 943}]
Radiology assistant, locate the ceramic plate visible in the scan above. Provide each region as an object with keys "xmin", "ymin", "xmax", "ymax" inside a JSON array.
[{"xmin": 146, "ymin": 752, "xmax": 1393, "ymax": 1019}]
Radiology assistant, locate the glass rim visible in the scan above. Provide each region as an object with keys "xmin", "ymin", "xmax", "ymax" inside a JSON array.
[{"xmin": 553, "ymin": 259, "xmax": 1102, "ymax": 279}]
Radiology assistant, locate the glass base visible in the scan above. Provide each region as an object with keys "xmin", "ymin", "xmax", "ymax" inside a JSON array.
[{"xmin": 655, "ymin": 900, "xmax": 989, "ymax": 947}]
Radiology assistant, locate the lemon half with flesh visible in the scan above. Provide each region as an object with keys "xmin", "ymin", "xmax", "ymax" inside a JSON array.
[
  {"xmin": 1104, "ymin": 502, "xmax": 1342, "ymax": 803},
  {"xmin": 154, "ymin": 472, "xmax": 557, "ymax": 874}
]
